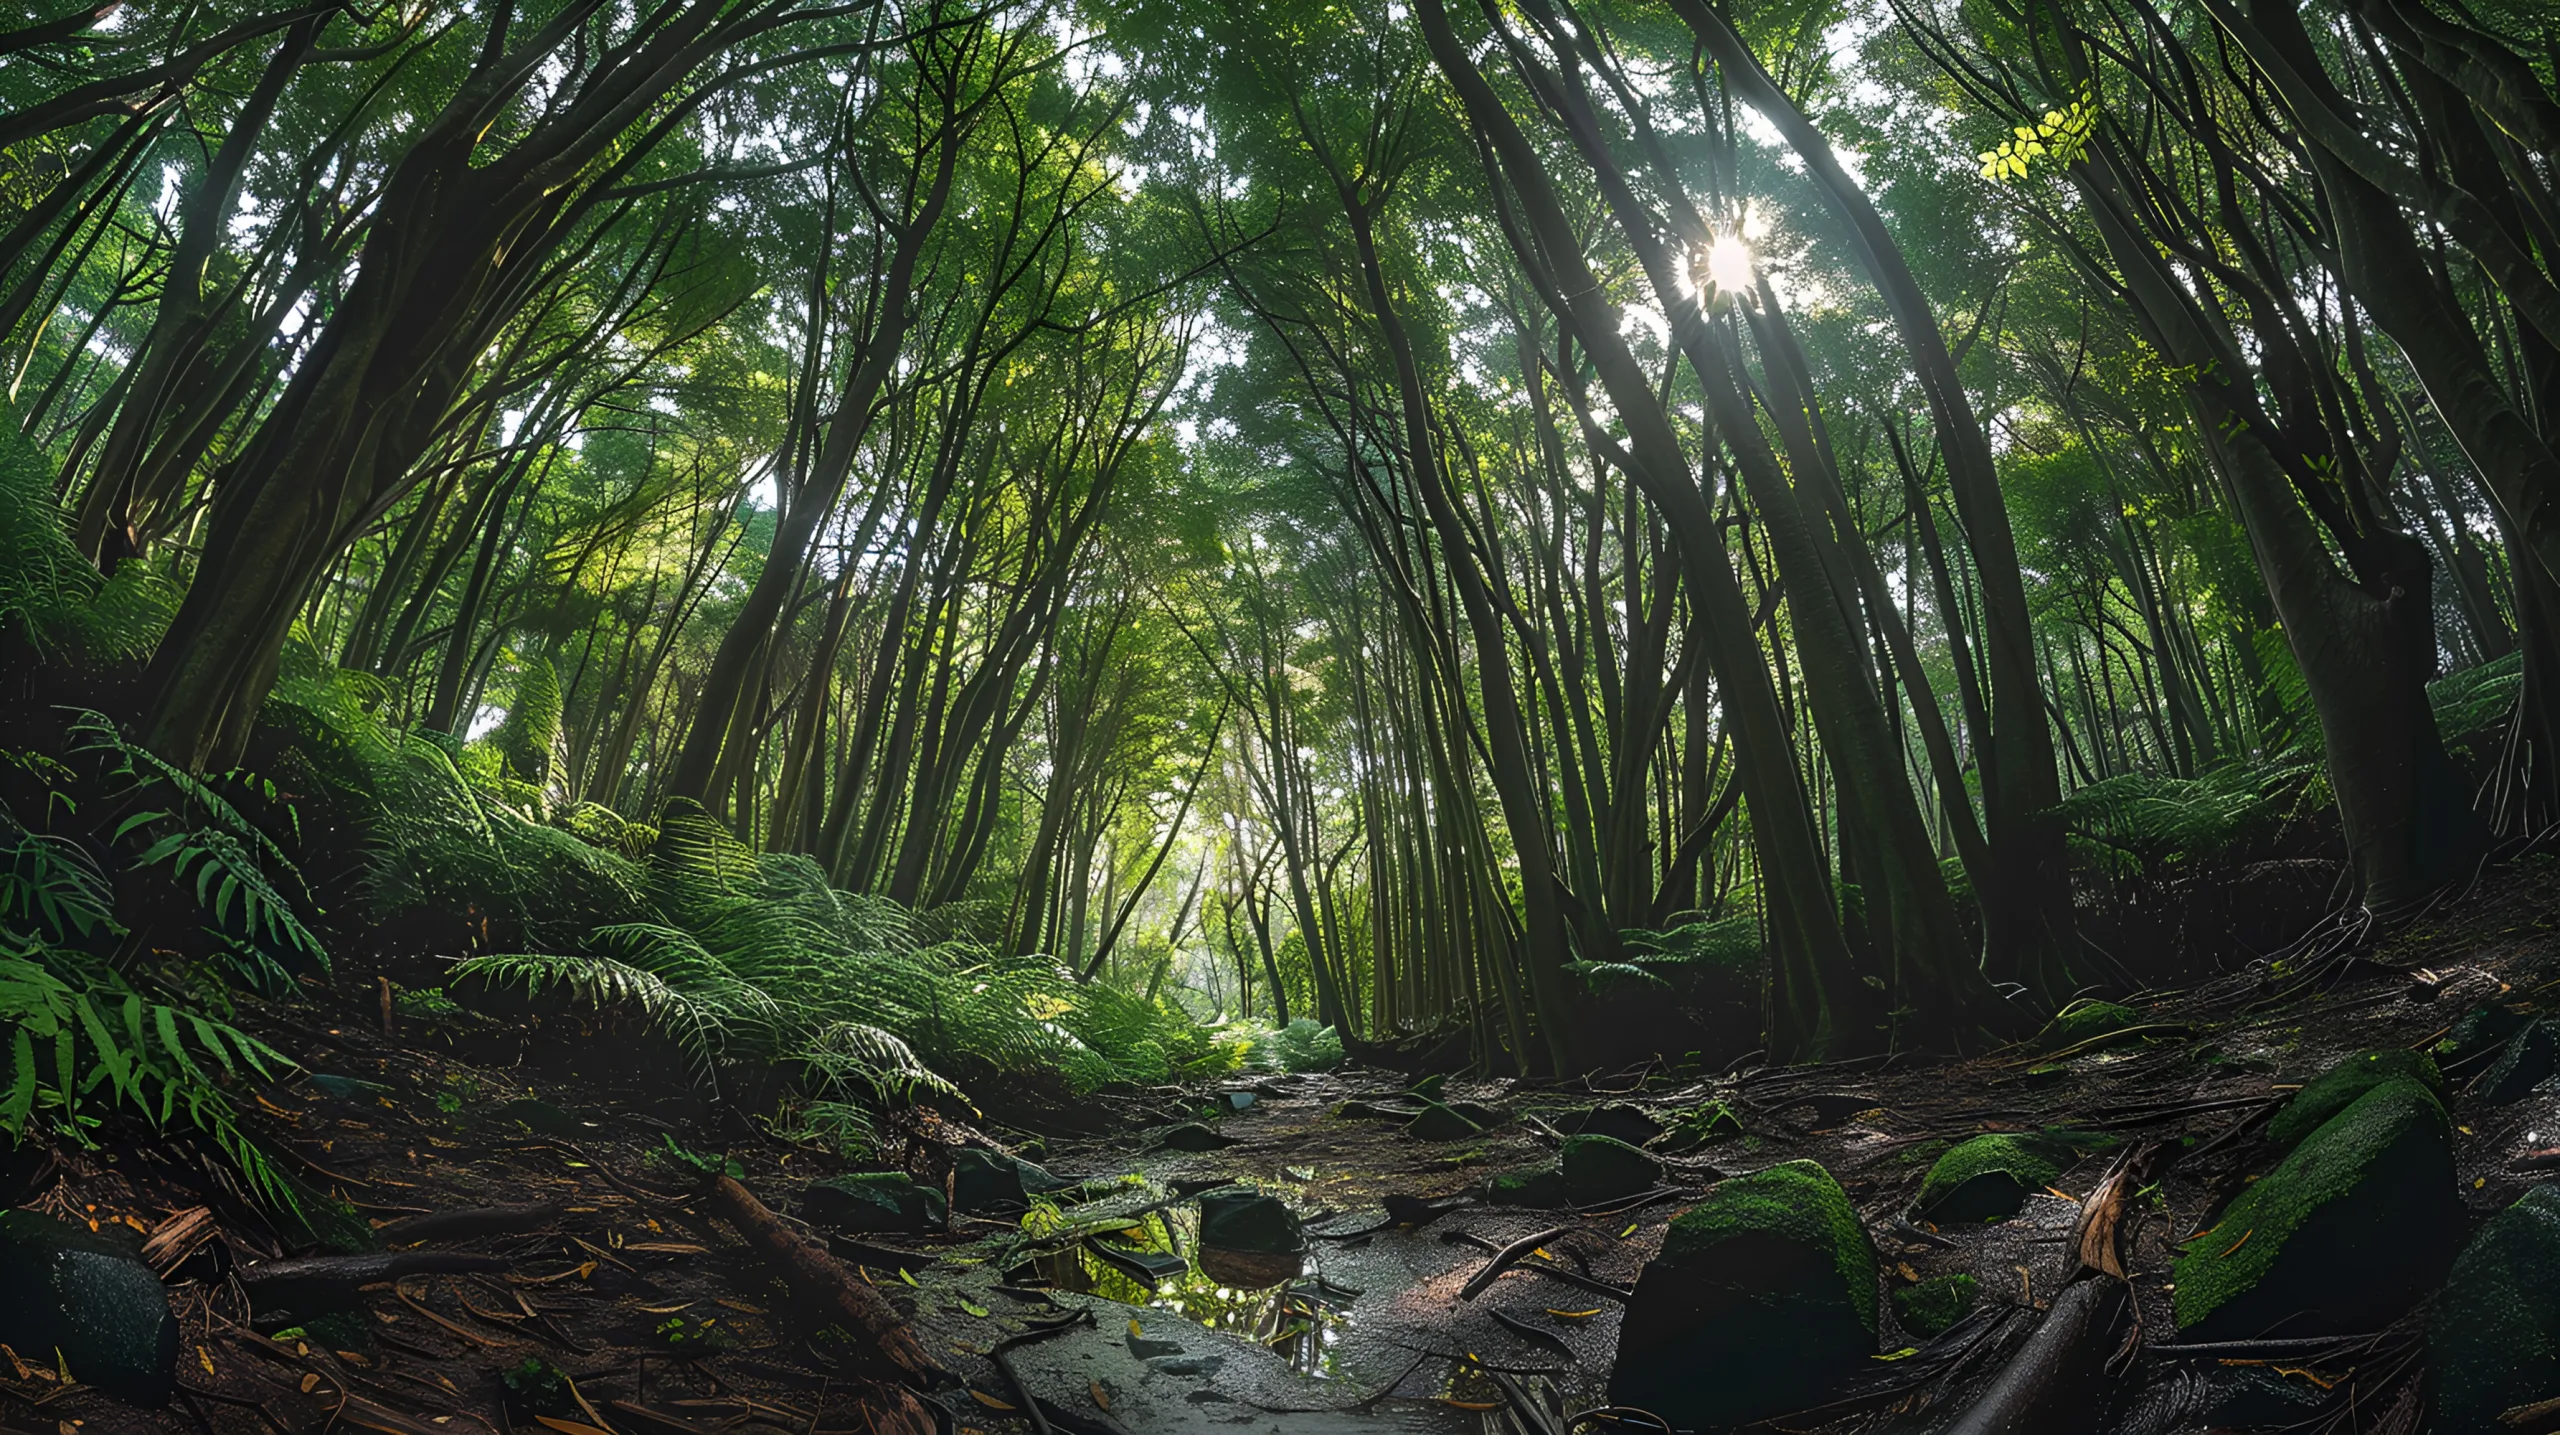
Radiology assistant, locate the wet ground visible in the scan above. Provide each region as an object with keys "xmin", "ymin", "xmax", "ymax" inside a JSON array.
[{"xmin": 5, "ymin": 858, "xmax": 2558, "ymax": 1435}]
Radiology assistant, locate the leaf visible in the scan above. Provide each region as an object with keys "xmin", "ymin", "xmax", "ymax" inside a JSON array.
[
  {"xmin": 957, "ymin": 1298, "xmax": 989, "ymax": 1318},
  {"xmin": 1089, "ymin": 1381, "xmax": 1109, "ymax": 1410},
  {"xmin": 533, "ymin": 1419, "xmax": 615, "ymax": 1435},
  {"xmin": 898, "ymin": 1268, "xmax": 918, "ymax": 1286},
  {"xmin": 1545, "ymin": 1308, "xmax": 1600, "ymax": 1323},
  {"xmin": 1128, "ymin": 1319, "xmax": 1143, "ymax": 1339},
  {"xmin": 966, "ymin": 1390, "xmax": 1015, "ymax": 1412},
  {"xmin": 1619, "ymin": 1222, "xmax": 1637, "ymax": 1238},
  {"xmin": 1874, "ymin": 1347, "xmax": 1921, "ymax": 1362}
]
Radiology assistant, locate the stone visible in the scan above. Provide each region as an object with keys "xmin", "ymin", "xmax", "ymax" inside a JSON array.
[
  {"xmin": 1152, "ymin": 1122, "xmax": 1238, "ymax": 1152},
  {"xmin": 2442, "ymin": 1002, "xmax": 2533, "ymax": 1067},
  {"xmin": 1914, "ymin": 1134, "xmax": 2077, "ymax": 1224},
  {"xmin": 801, "ymin": 1172, "xmax": 945, "ymax": 1234},
  {"xmin": 1445, "ymin": 1100, "xmax": 1508, "ymax": 1128},
  {"xmin": 0, "ymin": 1209, "xmax": 177, "ymax": 1407},
  {"xmin": 1485, "ymin": 1134, "xmax": 1662, "ymax": 1207},
  {"xmin": 1608, "ymin": 1160, "xmax": 1876, "ymax": 1432},
  {"xmin": 2478, "ymin": 1019, "xmax": 2557, "ymax": 1104},
  {"xmin": 2428, "ymin": 1184, "xmax": 2560, "ymax": 1434},
  {"xmin": 1406, "ymin": 1100, "xmax": 1482, "ymax": 1142},
  {"xmin": 1576, "ymin": 1102, "xmax": 1664, "ymax": 1146},
  {"xmin": 1893, "ymin": 1273, "xmax": 1978, "ymax": 1339},
  {"xmin": 1659, "ymin": 1101, "xmax": 1746, "ymax": 1152},
  {"xmin": 1196, "ymin": 1190, "xmax": 1302, "ymax": 1288},
  {"xmin": 2171, "ymin": 1077, "xmax": 2460, "ymax": 1339},
  {"xmin": 950, "ymin": 1148, "xmax": 1071, "ymax": 1214},
  {"xmin": 2267, "ymin": 1049, "xmax": 2445, "ymax": 1148},
  {"xmin": 2040, "ymin": 999, "xmax": 2141, "ymax": 1050},
  {"xmin": 1405, "ymin": 1073, "xmax": 1448, "ymax": 1101},
  {"xmin": 1559, "ymin": 1134, "xmax": 1661, "ymax": 1203}
]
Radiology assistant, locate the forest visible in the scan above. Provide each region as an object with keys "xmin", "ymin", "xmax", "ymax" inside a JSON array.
[{"xmin": 0, "ymin": 0, "xmax": 2557, "ymax": 1431}]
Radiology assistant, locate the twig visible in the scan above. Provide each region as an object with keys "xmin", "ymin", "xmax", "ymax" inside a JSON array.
[{"xmin": 1461, "ymin": 1225, "xmax": 1575, "ymax": 1301}]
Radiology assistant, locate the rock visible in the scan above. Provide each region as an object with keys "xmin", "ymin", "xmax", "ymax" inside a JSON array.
[
  {"xmin": 2478, "ymin": 1019, "xmax": 2557, "ymax": 1103},
  {"xmin": 1576, "ymin": 1102, "xmax": 1664, "ymax": 1146},
  {"xmin": 2267, "ymin": 1048, "xmax": 2445, "ymax": 1148},
  {"xmin": 1914, "ymin": 1133, "xmax": 2077, "ymax": 1224},
  {"xmin": 1659, "ymin": 1101, "xmax": 1746, "ymax": 1152},
  {"xmin": 801, "ymin": 1173, "xmax": 945, "ymax": 1234},
  {"xmin": 1196, "ymin": 1190, "xmax": 1302, "ymax": 1288},
  {"xmin": 1608, "ymin": 1160, "xmax": 1877, "ymax": 1431},
  {"xmin": 950, "ymin": 1148, "xmax": 1071, "ymax": 1214},
  {"xmin": 1484, "ymin": 1134, "xmax": 1662, "ymax": 1207},
  {"xmin": 2040, "ymin": 999, "xmax": 2141, "ymax": 1049},
  {"xmin": 2442, "ymin": 1002, "xmax": 2533, "ymax": 1067},
  {"xmin": 1893, "ymin": 1273, "xmax": 1978, "ymax": 1338},
  {"xmin": 2428, "ymin": 1184, "xmax": 2560, "ymax": 1434},
  {"xmin": 1405, "ymin": 1073, "xmax": 1448, "ymax": 1101},
  {"xmin": 1152, "ymin": 1122, "xmax": 1239, "ymax": 1153},
  {"xmin": 1406, "ymin": 1100, "xmax": 1482, "ymax": 1141},
  {"xmin": 1560, "ymin": 1134, "xmax": 1661, "ymax": 1203},
  {"xmin": 0, "ymin": 1209, "xmax": 177, "ymax": 1407},
  {"xmin": 1445, "ymin": 1100, "xmax": 1508, "ymax": 1128},
  {"xmin": 2171, "ymin": 1077, "xmax": 2460, "ymax": 1339}
]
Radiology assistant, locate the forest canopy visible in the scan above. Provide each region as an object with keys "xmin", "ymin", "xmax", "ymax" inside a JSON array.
[{"xmin": 3, "ymin": 0, "xmax": 2557, "ymax": 1146}]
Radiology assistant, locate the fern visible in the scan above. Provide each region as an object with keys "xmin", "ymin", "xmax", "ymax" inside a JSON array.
[{"xmin": 0, "ymin": 806, "xmax": 118, "ymax": 944}]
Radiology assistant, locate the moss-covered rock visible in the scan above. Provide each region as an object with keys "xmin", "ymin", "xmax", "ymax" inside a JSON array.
[
  {"xmin": 2171, "ymin": 1078, "xmax": 2459, "ymax": 1339},
  {"xmin": 1893, "ymin": 1273, "xmax": 1978, "ymax": 1339},
  {"xmin": 1484, "ymin": 1135, "xmax": 1661, "ymax": 1207},
  {"xmin": 1608, "ymin": 1160, "xmax": 1876, "ymax": 1431},
  {"xmin": 2478, "ymin": 1019, "xmax": 2556, "ymax": 1104},
  {"xmin": 1407, "ymin": 1100, "xmax": 1482, "ymax": 1142},
  {"xmin": 1576, "ymin": 1102, "xmax": 1664, "ymax": 1146},
  {"xmin": 2041, "ymin": 999, "xmax": 2141, "ymax": 1049},
  {"xmin": 1405, "ymin": 1073, "xmax": 1447, "ymax": 1101},
  {"xmin": 2267, "ymin": 1049, "xmax": 2445, "ymax": 1149},
  {"xmin": 950, "ymin": 1149, "xmax": 1071, "ymax": 1214},
  {"xmin": 0, "ymin": 1210, "xmax": 176, "ymax": 1406},
  {"xmin": 1913, "ymin": 1134, "xmax": 2080, "ymax": 1224},
  {"xmin": 1561, "ymin": 1134, "xmax": 1661, "ymax": 1203},
  {"xmin": 2428, "ymin": 1184, "xmax": 2560, "ymax": 1434},
  {"xmin": 1659, "ymin": 1101, "xmax": 1746, "ymax": 1152},
  {"xmin": 801, "ymin": 1172, "xmax": 945, "ymax": 1234},
  {"xmin": 2441, "ymin": 1002, "xmax": 2532, "ymax": 1067}
]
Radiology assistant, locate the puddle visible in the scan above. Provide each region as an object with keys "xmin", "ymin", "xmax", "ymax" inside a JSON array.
[{"xmin": 1014, "ymin": 1188, "xmax": 1355, "ymax": 1378}]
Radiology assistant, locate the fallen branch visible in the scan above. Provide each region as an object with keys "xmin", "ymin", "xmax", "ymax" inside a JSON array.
[
  {"xmin": 705, "ymin": 1176, "xmax": 947, "ymax": 1388},
  {"xmin": 984, "ymin": 1310, "xmax": 1095, "ymax": 1435},
  {"xmin": 241, "ymin": 1251, "xmax": 506, "ymax": 1309},
  {"xmin": 1460, "ymin": 1224, "xmax": 1574, "ymax": 1301},
  {"xmin": 1937, "ymin": 1277, "xmax": 2127, "ymax": 1435},
  {"xmin": 377, "ymin": 1202, "xmax": 563, "ymax": 1246}
]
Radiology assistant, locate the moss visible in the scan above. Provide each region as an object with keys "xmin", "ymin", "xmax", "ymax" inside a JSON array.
[
  {"xmin": 2267, "ymin": 1048, "xmax": 2445, "ymax": 1148},
  {"xmin": 2041, "ymin": 999, "xmax": 2140, "ymax": 1049},
  {"xmin": 2428, "ymin": 1185, "xmax": 2560, "ymax": 1434},
  {"xmin": 1485, "ymin": 1167, "xmax": 1569, "ymax": 1206},
  {"xmin": 2171, "ymin": 1078, "xmax": 2460, "ymax": 1338},
  {"xmin": 1893, "ymin": 1273, "xmax": 1978, "ymax": 1338},
  {"xmin": 1660, "ymin": 1100, "xmax": 1746, "ymax": 1152},
  {"xmin": 1610, "ymin": 1160, "xmax": 1877, "ymax": 1430},
  {"xmin": 1914, "ymin": 1134, "xmax": 2076, "ymax": 1223},
  {"xmin": 1661, "ymin": 1160, "xmax": 1877, "ymax": 1327}
]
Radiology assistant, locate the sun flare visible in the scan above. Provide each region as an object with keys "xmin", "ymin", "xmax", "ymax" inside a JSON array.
[{"xmin": 1705, "ymin": 232, "xmax": 1755, "ymax": 296}]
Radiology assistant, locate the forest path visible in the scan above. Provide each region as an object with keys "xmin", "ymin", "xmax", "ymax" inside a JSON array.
[{"xmin": 4, "ymin": 860, "xmax": 2557, "ymax": 1435}]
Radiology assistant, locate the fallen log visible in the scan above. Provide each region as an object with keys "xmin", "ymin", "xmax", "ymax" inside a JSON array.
[
  {"xmin": 705, "ymin": 1175, "xmax": 948, "ymax": 1388},
  {"xmin": 1936, "ymin": 1277, "xmax": 2128, "ymax": 1435},
  {"xmin": 241, "ymin": 1251, "xmax": 507, "ymax": 1309},
  {"xmin": 376, "ymin": 1202, "xmax": 563, "ymax": 1246}
]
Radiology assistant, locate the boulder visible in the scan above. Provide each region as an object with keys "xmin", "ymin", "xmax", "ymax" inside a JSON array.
[
  {"xmin": 1445, "ymin": 1100, "xmax": 1508, "ymax": 1128},
  {"xmin": 1608, "ymin": 1160, "xmax": 1876, "ymax": 1431},
  {"xmin": 1196, "ymin": 1190, "xmax": 1302, "ymax": 1288},
  {"xmin": 1151, "ymin": 1122, "xmax": 1238, "ymax": 1153},
  {"xmin": 2477, "ymin": 1019, "xmax": 2556, "ymax": 1104},
  {"xmin": 2267, "ymin": 1048, "xmax": 2445, "ymax": 1148},
  {"xmin": 1560, "ymin": 1134, "xmax": 1661, "ymax": 1203},
  {"xmin": 2428, "ymin": 1184, "xmax": 2560, "ymax": 1434},
  {"xmin": 1914, "ymin": 1133, "xmax": 2077, "ymax": 1224},
  {"xmin": 1406, "ymin": 1101, "xmax": 1482, "ymax": 1142},
  {"xmin": 1576, "ymin": 1102, "xmax": 1665, "ymax": 1147},
  {"xmin": 0, "ymin": 1209, "xmax": 177, "ymax": 1407},
  {"xmin": 1405, "ymin": 1074, "xmax": 1447, "ymax": 1101},
  {"xmin": 1659, "ymin": 1101, "xmax": 1746, "ymax": 1152},
  {"xmin": 2171, "ymin": 1077, "xmax": 2459, "ymax": 1339},
  {"xmin": 950, "ymin": 1149, "xmax": 1072, "ymax": 1214},
  {"xmin": 2041, "ymin": 999, "xmax": 2141, "ymax": 1049},
  {"xmin": 1893, "ymin": 1273, "xmax": 1978, "ymax": 1339},
  {"xmin": 801, "ymin": 1173, "xmax": 946, "ymax": 1234},
  {"xmin": 2442, "ymin": 1002, "xmax": 2533, "ymax": 1067}
]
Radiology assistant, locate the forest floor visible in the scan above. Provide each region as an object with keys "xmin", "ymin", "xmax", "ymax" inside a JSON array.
[{"xmin": 6, "ymin": 856, "xmax": 2559, "ymax": 1435}]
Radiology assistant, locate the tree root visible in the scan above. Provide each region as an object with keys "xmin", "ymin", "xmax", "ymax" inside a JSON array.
[{"xmin": 704, "ymin": 1175, "xmax": 948, "ymax": 1389}]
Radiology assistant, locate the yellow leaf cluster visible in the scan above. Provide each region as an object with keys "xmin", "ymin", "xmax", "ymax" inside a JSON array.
[{"xmin": 1979, "ymin": 84, "xmax": 2098, "ymax": 182}]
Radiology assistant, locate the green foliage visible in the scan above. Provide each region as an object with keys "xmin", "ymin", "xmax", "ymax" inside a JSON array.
[
  {"xmin": 1894, "ymin": 1274, "xmax": 1979, "ymax": 1338},
  {"xmin": 1246, "ymin": 1017, "xmax": 1343, "ymax": 1072},
  {"xmin": 2054, "ymin": 756, "xmax": 2323, "ymax": 879},
  {"xmin": 0, "ymin": 403, "xmax": 174, "ymax": 662}
]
